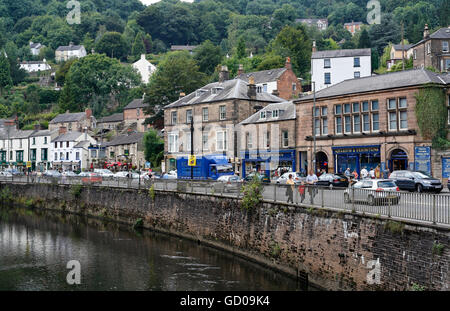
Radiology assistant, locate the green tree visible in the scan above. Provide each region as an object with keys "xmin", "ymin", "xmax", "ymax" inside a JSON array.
[
  {"xmin": 194, "ymin": 40, "xmax": 223, "ymax": 76},
  {"xmin": 143, "ymin": 129, "xmax": 164, "ymax": 169},
  {"xmin": 0, "ymin": 52, "xmax": 12, "ymax": 94},
  {"xmin": 143, "ymin": 34, "xmax": 153, "ymax": 54},
  {"xmin": 55, "ymin": 58, "xmax": 78, "ymax": 87},
  {"xmin": 358, "ymin": 28, "xmax": 371, "ymax": 48},
  {"xmin": 95, "ymin": 32, "xmax": 128, "ymax": 60},
  {"xmin": 131, "ymin": 32, "xmax": 146, "ymax": 58},
  {"xmin": 236, "ymin": 37, "xmax": 246, "ymax": 59}
]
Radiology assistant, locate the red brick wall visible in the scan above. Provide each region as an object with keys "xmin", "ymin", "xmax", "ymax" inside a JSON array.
[{"xmin": 277, "ymin": 70, "xmax": 302, "ymax": 100}]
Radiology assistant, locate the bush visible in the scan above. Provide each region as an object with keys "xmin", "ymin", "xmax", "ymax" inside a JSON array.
[{"xmin": 240, "ymin": 176, "xmax": 263, "ymax": 210}]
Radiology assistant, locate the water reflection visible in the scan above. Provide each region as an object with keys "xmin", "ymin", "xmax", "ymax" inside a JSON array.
[{"xmin": 0, "ymin": 208, "xmax": 303, "ymax": 291}]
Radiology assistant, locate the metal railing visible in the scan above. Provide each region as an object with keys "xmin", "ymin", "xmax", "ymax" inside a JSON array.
[{"xmin": 0, "ymin": 175, "xmax": 449, "ymax": 227}]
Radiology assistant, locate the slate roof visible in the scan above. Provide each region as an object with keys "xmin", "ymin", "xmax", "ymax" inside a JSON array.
[
  {"xmin": 98, "ymin": 113, "xmax": 124, "ymax": 123},
  {"xmin": 50, "ymin": 112, "xmax": 86, "ymax": 124},
  {"xmin": 312, "ymin": 48, "xmax": 372, "ymax": 59},
  {"xmin": 344, "ymin": 22, "xmax": 363, "ymax": 26},
  {"xmin": 20, "ymin": 61, "xmax": 47, "ymax": 65},
  {"xmin": 9, "ymin": 130, "xmax": 33, "ymax": 139},
  {"xmin": 240, "ymin": 101, "xmax": 296, "ymax": 125},
  {"xmin": 393, "ymin": 44, "xmax": 413, "ymax": 51},
  {"xmin": 74, "ymin": 140, "xmax": 91, "ymax": 149},
  {"xmin": 297, "ymin": 69, "xmax": 448, "ymax": 101},
  {"xmin": 106, "ymin": 132, "xmax": 144, "ymax": 146},
  {"xmin": 30, "ymin": 42, "xmax": 42, "ymax": 49},
  {"xmin": 236, "ymin": 68, "xmax": 287, "ymax": 84},
  {"xmin": 30, "ymin": 129, "xmax": 59, "ymax": 137},
  {"xmin": 124, "ymin": 99, "xmax": 148, "ymax": 110},
  {"xmin": 52, "ymin": 131, "xmax": 84, "ymax": 142},
  {"xmin": 411, "ymin": 27, "xmax": 450, "ymax": 48},
  {"xmin": 165, "ymin": 79, "xmax": 284, "ymax": 109},
  {"xmin": 56, "ymin": 45, "xmax": 84, "ymax": 52},
  {"xmin": 170, "ymin": 45, "xmax": 197, "ymax": 51}
]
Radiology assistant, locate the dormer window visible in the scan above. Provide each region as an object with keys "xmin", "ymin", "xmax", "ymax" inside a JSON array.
[
  {"xmin": 196, "ymin": 89, "xmax": 207, "ymax": 97},
  {"xmin": 272, "ymin": 110, "xmax": 279, "ymax": 118},
  {"xmin": 212, "ymin": 87, "xmax": 223, "ymax": 95},
  {"xmin": 256, "ymin": 86, "xmax": 263, "ymax": 93},
  {"xmin": 260, "ymin": 111, "xmax": 266, "ymax": 119}
]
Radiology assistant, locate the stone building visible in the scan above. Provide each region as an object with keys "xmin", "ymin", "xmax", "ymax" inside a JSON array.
[
  {"xmin": 55, "ymin": 43, "xmax": 87, "ymax": 62},
  {"xmin": 411, "ymin": 25, "xmax": 450, "ymax": 72},
  {"xmin": 163, "ymin": 67, "xmax": 284, "ymax": 173},
  {"xmin": 49, "ymin": 109, "xmax": 96, "ymax": 132},
  {"xmin": 387, "ymin": 44, "xmax": 413, "ymax": 70},
  {"xmin": 344, "ymin": 21, "xmax": 363, "ymax": 36},
  {"xmin": 123, "ymin": 98, "xmax": 152, "ymax": 133},
  {"xmin": 97, "ymin": 113, "xmax": 124, "ymax": 132},
  {"xmin": 294, "ymin": 68, "xmax": 450, "ymax": 179},
  {"xmin": 235, "ymin": 57, "xmax": 302, "ymax": 100},
  {"xmin": 105, "ymin": 132, "xmax": 145, "ymax": 169},
  {"xmin": 239, "ymin": 101, "xmax": 296, "ymax": 178}
]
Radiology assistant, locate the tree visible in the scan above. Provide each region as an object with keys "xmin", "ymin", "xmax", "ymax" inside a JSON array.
[
  {"xmin": 0, "ymin": 52, "xmax": 12, "ymax": 94},
  {"xmin": 131, "ymin": 32, "xmax": 146, "ymax": 58},
  {"xmin": 194, "ymin": 40, "xmax": 223, "ymax": 76},
  {"xmin": 55, "ymin": 58, "xmax": 78, "ymax": 87},
  {"xmin": 143, "ymin": 34, "xmax": 153, "ymax": 54},
  {"xmin": 358, "ymin": 28, "xmax": 371, "ymax": 48},
  {"xmin": 59, "ymin": 54, "xmax": 141, "ymax": 115},
  {"xmin": 236, "ymin": 37, "xmax": 246, "ymax": 59},
  {"xmin": 144, "ymin": 51, "xmax": 207, "ymax": 114},
  {"xmin": 143, "ymin": 129, "xmax": 164, "ymax": 169},
  {"xmin": 95, "ymin": 32, "xmax": 128, "ymax": 60}
]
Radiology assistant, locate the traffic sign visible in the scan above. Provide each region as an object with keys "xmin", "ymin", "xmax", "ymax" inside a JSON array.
[
  {"xmin": 188, "ymin": 155, "xmax": 196, "ymax": 166},
  {"xmin": 26, "ymin": 161, "xmax": 32, "ymax": 168}
]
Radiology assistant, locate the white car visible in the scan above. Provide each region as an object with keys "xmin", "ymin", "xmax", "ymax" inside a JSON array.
[
  {"xmin": 114, "ymin": 171, "xmax": 140, "ymax": 179},
  {"xmin": 62, "ymin": 171, "xmax": 78, "ymax": 177},
  {"xmin": 344, "ymin": 179, "xmax": 400, "ymax": 206},
  {"xmin": 0, "ymin": 171, "xmax": 13, "ymax": 177},
  {"xmin": 276, "ymin": 172, "xmax": 305, "ymax": 185},
  {"xmin": 94, "ymin": 169, "xmax": 115, "ymax": 178}
]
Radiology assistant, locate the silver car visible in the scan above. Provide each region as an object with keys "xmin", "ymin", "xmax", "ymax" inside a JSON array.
[
  {"xmin": 276, "ymin": 172, "xmax": 305, "ymax": 185},
  {"xmin": 213, "ymin": 175, "xmax": 242, "ymax": 193},
  {"xmin": 344, "ymin": 179, "xmax": 400, "ymax": 206}
]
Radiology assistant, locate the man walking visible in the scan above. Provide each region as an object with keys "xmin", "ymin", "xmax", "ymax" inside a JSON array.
[
  {"xmin": 286, "ymin": 174, "xmax": 295, "ymax": 203},
  {"xmin": 306, "ymin": 169, "xmax": 318, "ymax": 204}
]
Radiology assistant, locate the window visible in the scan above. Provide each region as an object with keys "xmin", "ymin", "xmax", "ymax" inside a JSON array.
[
  {"xmin": 443, "ymin": 41, "xmax": 449, "ymax": 53},
  {"xmin": 202, "ymin": 133, "xmax": 209, "ymax": 150},
  {"xmin": 246, "ymin": 132, "xmax": 252, "ymax": 149},
  {"xmin": 272, "ymin": 110, "xmax": 279, "ymax": 118},
  {"xmin": 54, "ymin": 153, "xmax": 57, "ymax": 161},
  {"xmin": 186, "ymin": 109, "xmax": 192, "ymax": 123},
  {"xmin": 389, "ymin": 112, "xmax": 397, "ymax": 131},
  {"xmin": 352, "ymin": 102, "xmax": 359, "ymax": 113},
  {"xmin": 202, "ymin": 108, "xmax": 209, "ymax": 122},
  {"xmin": 388, "ymin": 97, "xmax": 408, "ymax": 131},
  {"xmin": 263, "ymin": 84, "xmax": 268, "ymax": 92},
  {"xmin": 324, "ymin": 72, "xmax": 331, "ymax": 84},
  {"xmin": 216, "ymin": 131, "xmax": 227, "ymax": 151},
  {"xmin": 388, "ymin": 98, "xmax": 396, "ymax": 110},
  {"xmin": 321, "ymin": 107, "xmax": 327, "ymax": 116},
  {"xmin": 353, "ymin": 115, "xmax": 360, "ymax": 133},
  {"xmin": 76, "ymin": 152, "xmax": 80, "ymax": 160},
  {"xmin": 372, "ymin": 113, "xmax": 379, "ymax": 131},
  {"xmin": 66, "ymin": 141, "xmax": 69, "ymax": 148},
  {"xmin": 219, "ymin": 106, "xmax": 226, "ymax": 120},
  {"xmin": 314, "ymin": 118, "xmax": 320, "ymax": 135},
  {"xmin": 399, "ymin": 111, "xmax": 408, "ymax": 129},
  {"xmin": 324, "ymin": 58, "xmax": 331, "ymax": 68},
  {"xmin": 60, "ymin": 152, "xmax": 64, "ymax": 160},
  {"xmin": 16, "ymin": 151, "xmax": 24, "ymax": 162},
  {"xmin": 292, "ymin": 83, "xmax": 296, "ymax": 91},
  {"xmin": 354, "ymin": 57, "xmax": 360, "ymax": 67},
  {"xmin": 446, "ymin": 59, "xmax": 450, "ymax": 71},
  {"xmin": 371, "ymin": 100, "xmax": 379, "ymax": 111},
  {"xmin": 44, "ymin": 137, "xmax": 47, "ymax": 144},
  {"xmin": 314, "ymin": 107, "xmax": 320, "ymax": 117},
  {"xmin": 41, "ymin": 149, "xmax": 48, "ymax": 161},
  {"xmin": 256, "ymin": 86, "xmax": 263, "ymax": 93},
  {"xmin": 185, "ymin": 132, "xmax": 192, "ymax": 152},
  {"xmin": 335, "ymin": 105, "xmax": 342, "ymax": 115},
  {"xmin": 322, "ymin": 117, "xmax": 328, "ymax": 135},
  {"xmin": 32, "ymin": 137, "xmax": 36, "ymax": 145},
  {"xmin": 55, "ymin": 142, "xmax": 57, "ymax": 148},
  {"xmin": 168, "ymin": 133, "xmax": 179, "ymax": 153},
  {"xmin": 344, "ymin": 116, "xmax": 351, "ymax": 133},
  {"xmin": 362, "ymin": 101, "xmax": 369, "ymax": 112},
  {"xmin": 314, "ymin": 106, "xmax": 327, "ymax": 136},
  {"xmin": 344, "ymin": 103, "xmax": 351, "ymax": 114},
  {"xmin": 363, "ymin": 114, "xmax": 370, "ymax": 132},
  {"xmin": 66, "ymin": 152, "xmax": 69, "ymax": 160},
  {"xmin": 426, "ymin": 43, "xmax": 431, "ymax": 54},
  {"xmin": 136, "ymin": 108, "xmax": 140, "ymax": 117},
  {"xmin": 399, "ymin": 98, "xmax": 407, "ymax": 108},
  {"xmin": 260, "ymin": 111, "xmax": 266, "ymax": 119},
  {"xmin": 30, "ymin": 149, "xmax": 36, "ymax": 161},
  {"xmin": 413, "ymin": 49, "xmax": 417, "ymax": 60},
  {"xmin": 354, "ymin": 71, "xmax": 360, "ymax": 78},
  {"xmin": 171, "ymin": 111, "xmax": 177, "ymax": 125},
  {"xmin": 335, "ymin": 116, "xmax": 343, "ymax": 134},
  {"xmin": 282, "ymin": 131, "xmax": 289, "ymax": 148}
]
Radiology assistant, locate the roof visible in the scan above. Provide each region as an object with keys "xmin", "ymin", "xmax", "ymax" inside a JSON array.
[
  {"xmin": 20, "ymin": 61, "xmax": 48, "ymax": 65},
  {"xmin": 30, "ymin": 129, "xmax": 59, "ymax": 137},
  {"xmin": 124, "ymin": 99, "xmax": 148, "ymax": 110},
  {"xmin": 235, "ymin": 68, "xmax": 287, "ymax": 84},
  {"xmin": 165, "ymin": 79, "xmax": 284, "ymax": 109},
  {"xmin": 411, "ymin": 27, "xmax": 450, "ymax": 48},
  {"xmin": 170, "ymin": 45, "xmax": 197, "ymax": 51},
  {"xmin": 9, "ymin": 130, "xmax": 33, "ymax": 139},
  {"xmin": 74, "ymin": 140, "xmax": 91, "ymax": 149},
  {"xmin": 30, "ymin": 42, "xmax": 41, "ymax": 49},
  {"xmin": 344, "ymin": 22, "xmax": 363, "ymax": 26},
  {"xmin": 296, "ymin": 18, "xmax": 328, "ymax": 23},
  {"xmin": 393, "ymin": 44, "xmax": 413, "ymax": 51},
  {"xmin": 98, "ymin": 113, "xmax": 124, "ymax": 123},
  {"xmin": 105, "ymin": 132, "xmax": 144, "ymax": 146},
  {"xmin": 297, "ymin": 69, "xmax": 448, "ymax": 101},
  {"xmin": 50, "ymin": 112, "xmax": 86, "ymax": 124},
  {"xmin": 53, "ymin": 131, "xmax": 84, "ymax": 142},
  {"xmin": 240, "ymin": 101, "xmax": 296, "ymax": 125},
  {"xmin": 56, "ymin": 45, "xmax": 85, "ymax": 52},
  {"xmin": 312, "ymin": 48, "xmax": 371, "ymax": 59}
]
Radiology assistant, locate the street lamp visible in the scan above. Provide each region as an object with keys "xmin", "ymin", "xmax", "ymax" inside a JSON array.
[
  {"xmin": 190, "ymin": 116, "xmax": 194, "ymax": 180},
  {"xmin": 312, "ymin": 81, "xmax": 316, "ymax": 173}
]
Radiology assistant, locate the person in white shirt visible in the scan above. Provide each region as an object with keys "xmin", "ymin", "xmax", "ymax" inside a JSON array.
[
  {"xmin": 306, "ymin": 170, "xmax": 318, "ymax": 203},
  {"xmin": 360, "ymin": 167, "xmax": 369, "ymax": 179},
  {"xmin": 369, "ymin": 168, "xmax": 375, "ymax": 179}
]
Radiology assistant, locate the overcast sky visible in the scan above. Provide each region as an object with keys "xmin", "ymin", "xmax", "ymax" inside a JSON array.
[{"xmin": 140, "ymin": 0, "xmax": 194, "ymax": 5}]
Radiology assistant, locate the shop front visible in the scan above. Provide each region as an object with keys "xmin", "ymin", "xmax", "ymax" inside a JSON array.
[
  {"xmin": 241, "ymin": 149, "xmax": 296, "ymax": 179},
  {"xmin": 333, "ymin": 145, "xmax": 381, "ymax": 175}
]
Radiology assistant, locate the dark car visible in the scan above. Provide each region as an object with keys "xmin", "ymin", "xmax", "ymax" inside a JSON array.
[
  {"xmin": 448, "ymin": 180, "xmax": 450, "ymax": 192},
  {"xmin": 244, "ymin": 173, "xmax": 270, "ymax": 183},
  {"xmin": 389, "ymin": 170, "xmax": 443, "ymax": 193},
  {"xmin": 316, "ymin": 173, "xmax": 349, "ymax": 189}
]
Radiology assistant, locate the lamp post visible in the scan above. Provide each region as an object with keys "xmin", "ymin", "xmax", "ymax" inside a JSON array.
[
  {"xmin": 190, "ymin": 116, "xmax": 194, "ymax": 180},
  {"xmin": 312, "ymin": 81, "xmax": 316, "ymax": 173}
]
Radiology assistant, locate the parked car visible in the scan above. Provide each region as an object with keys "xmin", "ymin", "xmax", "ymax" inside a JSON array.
[
  {"xmin": 114, "ymin": 171, "xmax": 140, "ymax": 179},
  {"xmin": 316, "ymin": 173, "xmax": 349, "ymax": 189},
  {"xmin": 94, "ymin": 169, "xmax": 115, "ymax": 178},
  {"xmin": 78, "ymin": 172, "xmax": 98, "ymax": 177},
  {"xmin": 6, "ymin": 168, "xmax": 22, "ymax": 176},
  {"xmin": 213, "ymin": 175, "xmax": 243, "ymax": 193},
  {"xmin": 389, "ymin": 170, "xmax": 443, "ymax": 193},
  {"xmin": 43, "ymin": 170, "xmax": 62, "ymax": 178},
  {"xmin": 448, "ymin": 180, "xmax": 450, "ymax": 192},
  {"xmin": 162, "ymin": 171, "xmax": 177, "ymax": 179},
  {"xmin": 244, "ymin": 173, "xmax": 270, "ymax": 183},
  {"xmin": 275, "ymin": 172, "xmax": 305, "ymax": 185},
  {"xmin": 0, "ymin": 171, "xmax": 13, "ymax": 177},
  {"xmin": 344, "ymin": 179, "xmax": 400, "ymax": 206},
  {"xmin": 78, "ymin": 172, "xmax": 102, "ymax": 184},
  {"xmin": 62, "ymin": 171, "xmax": 78, "ymax": 177}
]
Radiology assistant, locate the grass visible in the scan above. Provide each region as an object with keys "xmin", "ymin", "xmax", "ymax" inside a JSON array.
[
  {"xmin": 148, "ymin": 185, "xmax": 155, "ymax": 200},
  {"xmin": 384, "ymin": 220, "xmax": 405, "ymax": 234},
  {"xmin": 432, "ymin": 242, "xmax": 444, "ymax": 256}
]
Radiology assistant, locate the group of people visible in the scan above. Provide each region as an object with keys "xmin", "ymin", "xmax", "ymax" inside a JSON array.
[
  {"xmin": 344, "ymin": 165, "xmax": 383, "ymax": 181},
  {"xmin": 285, "ymin": 169, "xmax": 318, "ymax": 204}
]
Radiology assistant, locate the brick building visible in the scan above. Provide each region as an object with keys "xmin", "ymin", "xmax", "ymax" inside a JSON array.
[
  {"xmin": 239, "ymin": 101, "xmax": 296, "ymax": 178},
  {"xmin": 344, "ymin": 21, "xmax": 363, "ymax": 36},
  {"xmin": 294, "ymin": 69, "xmax": 450, "ymax": 179},
  {"xmin": 163, "ymin": 67, "xmax": 284, "ymax": 173},
  {"xmin": 105, "ymin": 132, "xmax": 145, "ymax": 170},
  {"xmin": 235, "ymin": 58, "xmax": 302, "ymax": 100},
  {"xmin": 49, "ymin": 109, "xmax": 96, "ymax": 132},
  {"xmin": 123, "ymin": 98, "xmax": 152, "ymax": 133},
  {"xmin": 411, "ymin": 25, "xmax": 450, "ymax": 72}
]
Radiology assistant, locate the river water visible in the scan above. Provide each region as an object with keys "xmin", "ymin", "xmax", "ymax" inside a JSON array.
[{"xmin": 0, "ymin": 207, "xmax": 304, "ymax": 291}]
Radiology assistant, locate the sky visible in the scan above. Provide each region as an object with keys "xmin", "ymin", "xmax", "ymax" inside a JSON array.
[{"xmin": 140, "ymin": 0, "xmax": 194, "ymax": 5}]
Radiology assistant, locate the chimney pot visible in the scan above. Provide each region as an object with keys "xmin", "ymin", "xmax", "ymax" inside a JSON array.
[
  {"xmin": 237, "ymin": 64, "xmax": 244, "ymax": 76},
  {"xmin": 312, "ymin": 40, "xmax": 317, "ymax": 53},
  {"xmin": 179, "ymin": 92, "xmax": 186, "ymax": 99},
  {"xmin": 59, "ymin": 126, "xmax": 67, "ymax": 135},
  {"xmin": 423, "ymin": 24, "xmax": 430, "ymax": 39},
  {"xmin": 85, "ymin": 108, "xmax": 92, "ymax": 120},
  {"xmin": 219, "ymin": 65, "xmax": 229, "ymax": 83},
  {"xmin": 285, "ymin": 57, "xmax": 292, "ymax": 70}
]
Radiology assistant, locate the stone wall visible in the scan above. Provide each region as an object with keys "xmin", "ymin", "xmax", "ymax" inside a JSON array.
[{"xmin": 2, "ymin": 182, "xmax": 448, "ymax": 291}]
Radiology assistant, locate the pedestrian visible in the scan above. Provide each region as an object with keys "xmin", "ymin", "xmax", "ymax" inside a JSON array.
[
  {"xmin": 369, "ymin": 168, "xmax": 375, "ymax": 179},
  {"xmin": 306, "ymin": 169, "xmax": 318, "ymax": 203},
  {"xmin": 352, "ymin": 169, "xmax": 359, "ymax": 180},
  {"xmin": 298, "ymin": 181, "xmax": 306, "ymax": 203},
  {"xmin": 344, "ymin": 167, "xmax": 351, "ymax": 180},
  {"xmin": 286, "ymin": 174, "xmax": 295, "ymax": 203},
  {"xmin": 360, "ymin": 166, "xmax": 368, "ymax": 179},
  {"xmin": 375, "ymin": 165, "xmax": 381, "ymax": 179}
]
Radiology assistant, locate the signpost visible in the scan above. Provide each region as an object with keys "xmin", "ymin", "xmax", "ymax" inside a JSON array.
[
  {"xmin": 414, "ymin": 146, "xmax": 431, "ymax": 175},
  {"xmin": 188, "ymin": 155, "xmax": 196, "ymax": 167}
]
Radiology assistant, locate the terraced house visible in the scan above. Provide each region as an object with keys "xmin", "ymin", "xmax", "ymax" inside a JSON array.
[
  {"xmin": 412, "ymin": 25, "xmax": 450, "ymax": 72},
  {"xmin": 295, "ymin": 69, "xmax": 450, "ymax": 180},
  {"xmin": 163, "ymin": 66, "xmax": 284, "ymax": 173}
]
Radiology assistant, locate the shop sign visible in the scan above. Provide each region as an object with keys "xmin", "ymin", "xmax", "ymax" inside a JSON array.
[
  {"xmin": 414, "ymin": 146, "xmax": 431, "ymax": 175},
  {"xmin": 442, "ymin": 158, "xmax": 450, "ymax": 179},
  {"xmin": 333, "ymin": 146, "xmax": 380, "ymax": 154}
]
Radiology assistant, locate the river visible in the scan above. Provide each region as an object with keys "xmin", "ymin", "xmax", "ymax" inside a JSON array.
[{"xmin": 0, "ymin": 207, "xmax": 306, "ymax": 291}]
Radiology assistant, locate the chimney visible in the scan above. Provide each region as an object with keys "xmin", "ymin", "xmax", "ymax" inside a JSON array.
[
  {"xmin": 85, "ymin": 108, "xmax": 92, "ymax": 119},
  {"xmin": 312, "ymin": 40, "xmax": 317, "ymax": 53},
  {"xmin": 69, "ymin": 42, "xmax": 74, "ymax": 47},
  {"xmin": 272, "ymin": 89, "xmax": 280, "ymax": 97},
  {"xmin": 179, "ymin": 92, "xmax": 186, "ymax": 99},
  {"xmin": 219, "ymin": 65, "xmax": 229, "ymax": 83},
  {"xmin": 237, "ymin": 64, "xmax": 244, "ymax": 76},
  {"xmin": 247, "ymin": 76, "xmax": 257, "ymax": 99},
  {"xmin": 141, "ymin": 54, "xmax": 146, "ymax": 60},
  {"xmin": 59, "ymin": 126, "xmax": 67, "ymax": 136},
  {"xmin": 34, "ymin": 123, "xmax": 41, "ymax": 131},
  {"xmin": 423, "ymin": 24, "xmax": 430, "ymax": 39},
  {"xmin": 285, "ymin": 57, "xmax": 292, "ymax": 71}
]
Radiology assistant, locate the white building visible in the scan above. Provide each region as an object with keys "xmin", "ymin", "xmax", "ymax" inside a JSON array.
[
  {"xmin": 19, "ymin": 60, "xmax": 52, "ymax": 73},
  {"xmin": 296, "ymin": 19, "xmax": 328, "ymax": 31},
  {"xmin": 30, "ymin": 128, "xmax": 59, "ymax": 172},
  {"xmin": 55, "ymin": 43, "xmax": 87, "ymax": 62},
  {"xmin": 51, "ymin": 130, "xmax": 96, "ymax": 171},
  {"xmin": 311, "ymin": 47, "xmax": 372, "ymax": 92},
  {"xmin": 30, "ymin": 42, "xmax": 43, "ymax": 56},
  {"xmin": 132, "ymin": 54, "xmax": 156, "ymax": 84}
]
